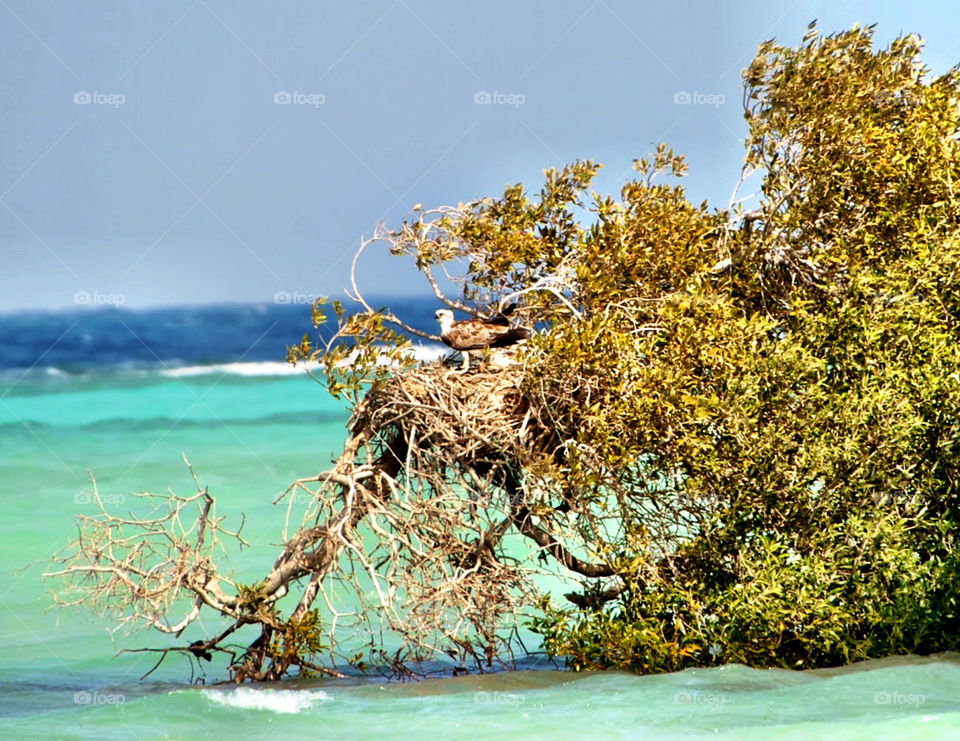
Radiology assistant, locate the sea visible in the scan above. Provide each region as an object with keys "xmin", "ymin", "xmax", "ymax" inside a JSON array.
[{"xmin": 1, "ymin": 300, "xmax": 959, "ymax": 740}]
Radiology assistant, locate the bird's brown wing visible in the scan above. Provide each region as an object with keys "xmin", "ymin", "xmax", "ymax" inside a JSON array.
[
  {"xmin": 488, "ymin": 326, "xmax": 530, "ymax": 348},
  {"xmin": 446, "ymin": 319, "xmax": 529, "ymax": 350}
]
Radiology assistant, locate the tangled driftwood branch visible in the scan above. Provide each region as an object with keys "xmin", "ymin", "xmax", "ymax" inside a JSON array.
[
  {"xmin": 46, "ymin": 349, "xmax": 628, "ymax": 681},
  {"xmin": 45, "ymin": 457, "xmax": 245, "ymax": 635}
]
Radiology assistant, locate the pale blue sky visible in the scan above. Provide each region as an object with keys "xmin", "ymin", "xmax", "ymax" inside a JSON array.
[{"xmin": 2, "ymin": 1, "xmax": 959, "ymax": 310}]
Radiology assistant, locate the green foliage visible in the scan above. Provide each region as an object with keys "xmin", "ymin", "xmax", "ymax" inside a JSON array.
[
  {"xmin": 534, "ymin": 512, "xmax": 960, "ymax": 672},
  {"xmin": 265, "ymin": 609, "xmax": 325, "ymax": 678},
  {"xmin": 307, "ymin": 23, "xmax": 960, "ymax": 674},
  {"xmin": 287, "ymin": 296, "xmax": 416, "ymax": 404},
  {"xmin": 531, "ymin": 24, "xmax": 960, "ymax": 672},
  {"xmin": 234, "ymin": 581, "xmax": 326, "ymax": 678}
]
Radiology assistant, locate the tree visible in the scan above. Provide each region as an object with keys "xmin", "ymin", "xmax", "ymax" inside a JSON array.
[{"xmin": 46, "ymin": 23, "xmax": 960, "ymax": 681}]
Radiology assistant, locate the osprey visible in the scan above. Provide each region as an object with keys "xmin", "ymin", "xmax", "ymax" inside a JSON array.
[{"xmin": 435, "ymin": 306, "xmax": 530, "ymax": 373}]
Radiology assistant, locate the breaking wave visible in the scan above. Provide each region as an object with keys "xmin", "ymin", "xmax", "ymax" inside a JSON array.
[{"xmin": 201, "ymin": 687, "xmax": 331, "ymax": 714}]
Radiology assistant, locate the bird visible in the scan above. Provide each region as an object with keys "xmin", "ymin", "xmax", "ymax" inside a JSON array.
[{"xmin": 434, "ymin": 305, "xmax": 530, "ymax": 373}]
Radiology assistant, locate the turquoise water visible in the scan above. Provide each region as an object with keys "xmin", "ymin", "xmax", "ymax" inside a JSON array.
[{"xmin": 2, "ymin": 321, "xmax": 960, "ymax": 738}]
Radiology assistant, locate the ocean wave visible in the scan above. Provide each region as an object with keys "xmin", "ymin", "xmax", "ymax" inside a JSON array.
[
  {"xmin": 160, "ymin": 361, "xmax": 315, "ymax": 378},
  {"xmin": 201, "ymin": 687, "xmax": 330, "ymax": 714},
  {"xmin": 0, "ymin": 344, "xmax": 450, "ymax": 390},
  {"xmin": 334, "ymin": 343, "xmax": 450, "ymax": 369},
  {"xmin": 164, "ymin": 344, "xmax": 449, "ymax": 376},
  {"xmin": 0, "ymin": 410, "xmax": 347, "ymax": 433}
]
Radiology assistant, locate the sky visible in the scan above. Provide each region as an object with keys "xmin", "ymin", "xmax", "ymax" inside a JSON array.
[{"xmin": 2, "ymin": 1, "xmax": 960, "ymax": 311}]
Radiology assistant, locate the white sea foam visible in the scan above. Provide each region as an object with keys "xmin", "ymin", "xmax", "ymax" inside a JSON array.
[
  {"xmin": 160, "ymin": 345, "xmax": 448, "ymax": 377},
  {"xmin": 333, "ymin": 343, "xmax": 449, "ymax": 369},
  {"xmin": 161, "ymin": 361, "xmax": 311, "ymax": 378},
  {"xmin": 202, "ymin": 687, "xmax": 331, "ymax": 714},
  {"xmin": 408, "ymin": 343, "xmax": 450, "ymax": 362}
]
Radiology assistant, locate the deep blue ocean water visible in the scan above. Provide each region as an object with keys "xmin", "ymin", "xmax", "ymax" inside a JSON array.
[
  {"xmin": 1, "ymin": 301, "xmax": 958, "ymax": 739},
  {"xmin": 0, "ymin": 298, "xmax": 442, "ymax": 374}
]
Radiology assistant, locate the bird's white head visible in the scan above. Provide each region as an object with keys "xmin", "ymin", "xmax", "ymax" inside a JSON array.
[{"xmin": 435, "ymin": 309, "xmax": 455, "ymax": 332}]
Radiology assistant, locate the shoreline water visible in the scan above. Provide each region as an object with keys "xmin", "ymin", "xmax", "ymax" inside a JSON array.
[
  {"xmin": 2, "ymin": 658, "xmax": 957, "ymax": 739},
  {"xmin": 2, "ymin": 302, "xmax": 959, "ymax": 739}
]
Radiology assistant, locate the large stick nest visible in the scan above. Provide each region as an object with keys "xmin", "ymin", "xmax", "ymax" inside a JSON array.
[
  {"xmin": 361, "ymin": 359, "xmax": 538, "ymax": 464},
  {"xmin": 308, "ymin": 357, "xmax": 563, "ymax": 673}
]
